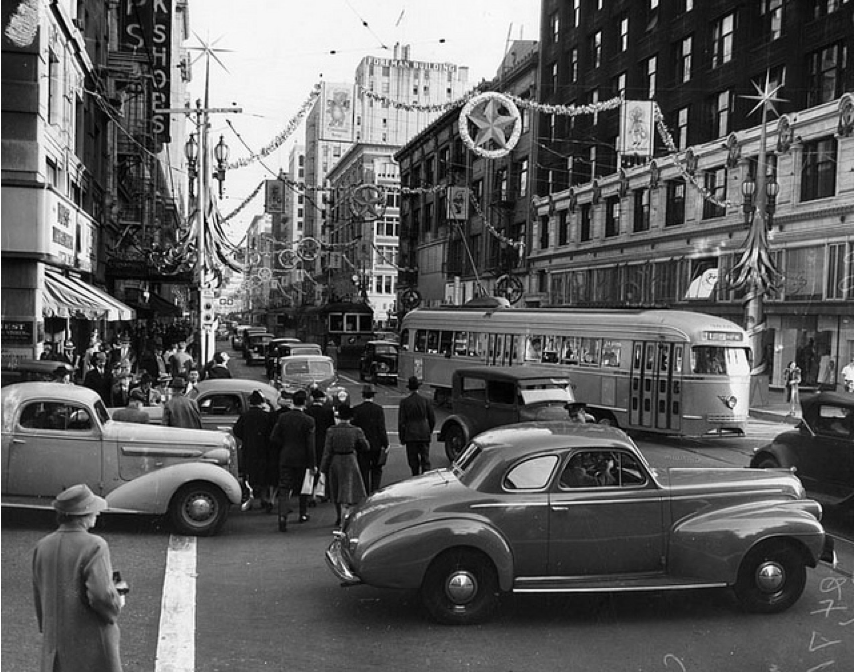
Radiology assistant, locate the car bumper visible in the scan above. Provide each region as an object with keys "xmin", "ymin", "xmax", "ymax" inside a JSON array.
[
  {"xmin": 821, "ymin": 535, "xmax": 837, "ymax": 567},
  {"xmin": 325, "ymin": 535, "xmax": 362, "ymax": 586}
]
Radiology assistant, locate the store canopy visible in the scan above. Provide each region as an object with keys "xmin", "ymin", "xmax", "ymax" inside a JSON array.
[
  {"xmin": 126, "ymin": 291, "xmax": 183, "ymax": 317},
  {"xmin": 43, "ymin": 270, "xmax": 135, "ymax": 321}
]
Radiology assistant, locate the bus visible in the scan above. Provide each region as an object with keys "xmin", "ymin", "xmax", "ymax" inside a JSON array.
[
  {"xmin": 295, "ymin": 301, "xmax": 374, "ymax": 369},
  {"xmin": 398, "ymin": 305, "xmax": 751, "ymax": 436}
]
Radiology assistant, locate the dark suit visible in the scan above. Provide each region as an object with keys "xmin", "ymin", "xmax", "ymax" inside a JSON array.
[
  {"xmin": 269, "ymin": 408, "xmax": 316, "ymax": 525},
  {"xmin": 352, "ymin": 399, "xmax": 389, "ymax": 494},
  {"xmin": 398, "ymin": 390, "xmax": 436, "ymax": 475},
  {"xmin": 83, "ymin": 367, "xmax": 111, "ymax": 405}
]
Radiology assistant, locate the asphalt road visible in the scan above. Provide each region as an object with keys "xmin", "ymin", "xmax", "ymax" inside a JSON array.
[{"xmin": 3, "ymin": 347, "xmax": 852, "ymax": 672}]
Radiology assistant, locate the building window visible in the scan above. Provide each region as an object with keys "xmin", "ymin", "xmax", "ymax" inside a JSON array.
[
  {"xmin": 558, "ymin": 211, "xmax": 569, "ymax": 246},
  {"xmin": 472, "ymin": 179, "xmax": 483, "ymax": 207},
  {"xmin": 619, "ymin": 16, "xmax": 629, "ymax": 52},
  {"xmin": 551, "ymin": 61, "xmax": 559, "ymax": 93},
  {"xmin": 573, "ymin": 0, "xmax": 580, "ymax": 27},
  {"xmin": 702, "ymin": 167, "xmax": 727, "ymax": 219},
  {"xmin": 605, "ymin": 196, "xmax": 620, "ymax": 237},
  {"xmin": 48, "ymin": 49, "xmax": 61, "ymax": 124},
  {"xmin": 807, "ymin": 42, "xmax": 847, "ymax": 106},
  {"xmin": 591, "ymin": 31, "xmax": 602, "ymax": 68},
  {"xmin": 633, "ymin": 189, "xmax": 650, "ymax": 232},
  {"xmin": 801, "ymin": 137, "xmax": 837, "ymax": 202},
  {"xmin": 551, "ymin": 12, "xmax": 560, "ymax": 42},
  {"xmin": 570, "ymin": 48, "xmax": 579, "ymax": 83},
  {"xmin": 646, "ymin": 55, "xmax": 657, "ymax": 99},
  {"xmin": 826, "ymin": 243, "xmax": 847, "ymax": 300},
  {"xmin": 495, "ymin": 168, "xmax": 508, "ymax": 201},
  {"xmin": 614, "ymin": 71, "xmax": 627, "ymax": 98},
  {"xmin": 675, "ymin": 35, "xmax": 692, "ymax": 84},
  {"xmin": 812, "ymin": 0, "xmax": 844, "ymax": 20},
  {"xmin": 677, "ymin": 0, "xmax": 694, "ymax": 14},
  {"xmin": 518, "ymin": 159, "xmax": 528, "ymax": 197},
  {"xmin": 752, "ymin": 66, "xmax": 787, "ymax": 102},
  {"xmin": 711, "ymin": 12, "xmax": 735, "ymax": 68},
  {"xmin": 785, "ymin": 246, "xmax": 825, "ymax": 301},
  {"xmin": 438, "ymin": 146, "xmax": 449, "ymax": 180},
  {"xmin": 539, "ymin": 215, "xmax": 550, "ymax": 249},
  {"xmin": 580, "ymin": 203, "xmax": 592, "ymax": 242},
  {"xmin": 709, "ymin": 90, "xmax": 732, "ymax": 138},
  {"xmin": 761, "ymin": 0, "xmax": 783, "ymax": 41},
  {"xmin": 676, "ymin": 106, "xmax": 689, "ymax": 150},
  {"xmin": 665, "ymin": 180, "xmax": 686, "ymax": 227},
  {"xmin": 424, "ymin": 157, "xmax": 434, "ymax": 185}
]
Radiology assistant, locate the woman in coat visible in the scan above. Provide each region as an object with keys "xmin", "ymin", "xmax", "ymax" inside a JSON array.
[
  {"xmin": 32, "ymin": 484, "xmax": 124, "ymax": 672},
  {"xmin": 320, "ymin": 404, "xmax": 368, "ymax": 527}
]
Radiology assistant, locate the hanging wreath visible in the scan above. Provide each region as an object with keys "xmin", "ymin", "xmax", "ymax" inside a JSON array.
[
  {"xmin": 458, "ymin": 91, "xmax": 522, "ymax": 159},
  {"xmin": 297, "ymin": 237, "xmax": 320, "ymax": 261},
  {"xmin": 495, "ymin": 275, "xmax": 524, "ymax": 305},
  {"xmin": 256, "ymin": 267, "xmax": 272, "ymax": 282},
  {"xmin": 277, "ymin": 249, "xmax": 298, "ymax": 270},
  {"xmin": 350, "ymin": 184, "xmax": 387, "ymax": 221},
  {"xmin": 401, "ymin": 287, "xmax": 422, "ymax": 311}
]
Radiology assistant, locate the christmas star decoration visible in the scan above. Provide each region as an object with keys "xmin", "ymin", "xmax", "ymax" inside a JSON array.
[
  {"xmin": 458, "ymin": 92, "xmax": 522, "ymax": 159},
  {"xmin": 742, "ymin": 73, "xmax": 787, "ymax": 118},
  {"xmin": 469, "ymin": 98, "xmax": 516, "ymax": 150}
]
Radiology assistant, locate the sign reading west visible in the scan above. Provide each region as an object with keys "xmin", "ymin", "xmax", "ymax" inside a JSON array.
[{"xmin": 118, "ymin": 0, "xmax": 172, "ymax": 144}]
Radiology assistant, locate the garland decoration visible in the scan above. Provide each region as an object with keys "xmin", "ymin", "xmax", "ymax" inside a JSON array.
[
  {"xmin": 225, "ymin": 82, "xmax": 321, "ymax": 170},
  {"xmin": 222, "ymin": 181, "xmax": 264, "ymax": 223},
  {"xmin": 349, "ymin": 184, "xmax": 387, "ymax": 220},
  {"xmin": 458, "ymin": 92, "xmax": 522, "ymax": 159},
  {"xmin": 362, "ymin": 87, "xmax": 475, "ymax": 112},
  {"xmin": 468, "ymin": 189, "xmax": 525, "ymax": 256}
]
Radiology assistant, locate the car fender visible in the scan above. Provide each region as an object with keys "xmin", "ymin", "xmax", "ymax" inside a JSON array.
[
  {"xmin": 750, "ymin": 439, "xmax": 798, "ymax": 469},
  {"xmin": 355, "ymin": 517, "xmax": 515, "ymax": 591},
  {"xmin": 668, "ymin": 499, "xmax": 826, "ymax": 584},
  {"xmin": 105, "ymin": 463, "xmax": 242, "ymax": 514},
  {"xmin": 437, "ymin": 414, "xmax": 476, "ymax": 443}
]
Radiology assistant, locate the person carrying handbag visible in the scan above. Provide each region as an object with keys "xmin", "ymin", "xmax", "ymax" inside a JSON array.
[{"xmin": 784, "ymin": 360, "xmax": 802, "ymax": 416}]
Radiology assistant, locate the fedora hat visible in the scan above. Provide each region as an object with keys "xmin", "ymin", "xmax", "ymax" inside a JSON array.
[
  {"xmin": 170, "ymin": 376, "xmax": 187, "ymax": 390},
  {"xmin": 249, "ymin": 390, "xmax": 265, "ymax": 405},
  {"xmin": 361, "ymin": 384, "xmax": 376, "ymax": 397},
  {"xmin": 52, "ymin": 484, "xmax": 107, "ymax": 516},
  {"xmin": 407, "ymin": 375, "xmax": 421, "ymax": 390}
]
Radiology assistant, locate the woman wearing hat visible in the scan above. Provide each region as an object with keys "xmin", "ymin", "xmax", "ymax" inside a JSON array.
[
  {"xmin": 321, "ymin": 404, "xmax": 369, "ymax": 527},
  {"xmin": 32, "ymin": 484, "xmax": 124, "ymax": 672}
]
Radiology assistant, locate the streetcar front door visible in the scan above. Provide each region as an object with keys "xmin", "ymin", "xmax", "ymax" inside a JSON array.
[{"xmin": 630, "ymin": 341, "xmax": 682, "ymax": 431}]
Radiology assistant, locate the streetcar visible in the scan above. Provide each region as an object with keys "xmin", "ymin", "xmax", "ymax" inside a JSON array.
[
  {"xmin": 295, "ymin": 301, "xmax": 375, "ymax": 369},
  {"xmin": 398, "ymin": 305, "xmax": 751, "ymax": 435}
]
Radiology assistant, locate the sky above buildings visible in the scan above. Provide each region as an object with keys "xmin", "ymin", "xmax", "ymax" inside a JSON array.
[{"xmin": 186, "ymin": 0, "xmax": 540, "ymax": 240}]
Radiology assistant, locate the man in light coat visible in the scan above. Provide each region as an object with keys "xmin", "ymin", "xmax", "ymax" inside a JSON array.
[
  {"xmin": 162, "ymin": 376, "xmax": 202, "ymax": 429},
  {"xmin": 32, "ymin": 484, "xmax": 124, "ymax": 672}
]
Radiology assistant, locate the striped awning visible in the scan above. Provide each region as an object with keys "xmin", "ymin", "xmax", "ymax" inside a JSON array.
[{"xmin": 43, "ymin": 270, "xmax": 135, "ymax": 321}]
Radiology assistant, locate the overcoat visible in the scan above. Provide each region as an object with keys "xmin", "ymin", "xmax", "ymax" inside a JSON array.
[
  {"xmin": 398, "ymin": 391, "xmax": 436, "ymax": 444},
  {"xmin": 162, "ymin": 395, "xmax": 202, "ymax": 429},
  {"xmin": 233, "ymin": 406, "xmax": 276, "ymax": 487},
  {"xmin": 270, "ymin": 408, "xmax": 316, "ymax": 470},
  {"xmin": 305, "ymin": 402, "xmax": 336, "ymax": 464},
  {"xmin": 351, "ymin": 400, "xmax": 389, "ymax": 454},
  {"xmin": 32, "ymin": 523, "xmax": 123, "ymax": 672},
  {"xmin": 321, "ymin": 423, "xmax": 369, "ymax": 505}
]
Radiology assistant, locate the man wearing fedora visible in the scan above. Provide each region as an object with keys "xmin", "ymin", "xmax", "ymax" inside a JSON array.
[
  {"xmin": 83, "ymin": 351, "xmax": 111, "ymax": 406},
  {"xmin": 162, "ymin": 376, "xmax": 202, "ymax": 429},
  {"xmin": 398, "ymin": 376, "xmax": 436, "ymax": 476},
  {"xmin": 33, "ymin": 484, "xmax": 124, "ymax": 672},
  {"xmin": 352, "ymin": 384, "xmax": 389, "ymax": 494}
]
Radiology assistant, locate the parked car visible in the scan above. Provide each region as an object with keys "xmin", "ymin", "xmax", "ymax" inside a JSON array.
[
  {"xmin": 1, "ymin": 359, "xmax": 76, "ymax": 387},
  {"xmin": 265, "ymin": 338, "xmax": 322, "ymax": 381},
  {"xmin": 185, "ymin": 379, "xmax": 280, "ymax": 432},
  {"xmin": 278, "ymin": 354, "xmax": 349, "ymax": 407},
  {"xmin": 359, "ymin": 340, "xmax": 399, "ymax": 385},
  {"xmin": 1, "ymin": 382, "xmax": 242, "ymax": 535},
  {"xmin": 243, "ymin": 331, "xmax": 275, "ymax": 365},
  {"xmin": 750, "ymin": 391, "xmax": 853, "ymax": 508},
  {"xmin": 230, "ymin": 324, "xmax": 253, "ymax": 350},
  {"xmin": 326, "ymin": 421, "xmax": 835, "ymax": 624},
  {"xmin": 437, "ymin": 366, "xmax": 575, "ymax": 462}
]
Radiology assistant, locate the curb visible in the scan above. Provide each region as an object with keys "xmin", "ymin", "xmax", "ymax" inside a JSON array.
[{"xmin": 749, "ymin": 409, "xmax": 801, "ymax": 425}]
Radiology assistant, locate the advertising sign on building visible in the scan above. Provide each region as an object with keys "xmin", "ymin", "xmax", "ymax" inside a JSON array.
[
  {"xmin": 446, "ymin": 187, "xmax": 470, "ymax": 220},
  {"xmin": 265, "ymin": 180, "xmax": 284, "ymax": 213},
  {"xmin": 321, "ymin": 83, "xmax": 354, "ymax": 141},
  {"xmin": 619, "ymin": 100, "xmax": 655, "ymax": 158},
  {"xmin": 118, "ymin": 0, "xmax": 172, "ymax": 144}
]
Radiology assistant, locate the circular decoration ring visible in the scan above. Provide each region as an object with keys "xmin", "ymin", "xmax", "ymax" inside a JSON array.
[
  {"xmin": 297, "ymin": 237, "xmax": 320, "ymax": 261},
  {"xmin": 458, "ymin": 91, "xmax": 522, "ymax": 159},
  {"xmin": 495, "ymin": 274, "xmax": 524, "ymax": 305},
  {"xmin": 350, "ymin": 184, "xmax": 387, "ymax": 221},
  {"xmin": 401, "ymin": 287, "xmax": 422, "ymax": 311},
  {"xmin": 256, "ymin": 267, "xmax": 273, "ymax": 282},
  {"xmin": 277, "ymin": 249, "xmax": 298, "ymax": 270}
]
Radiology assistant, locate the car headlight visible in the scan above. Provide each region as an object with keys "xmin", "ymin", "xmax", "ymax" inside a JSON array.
[
  {"xmin": 337, "ymin": 389, "xmax": 348, "ymax": 402},
  {"xmin": 724, "ymin": 395, "xmax": 737, "ymax": 410}
]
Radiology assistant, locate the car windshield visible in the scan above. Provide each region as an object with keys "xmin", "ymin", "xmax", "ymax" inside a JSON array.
[
  {"xmin": 691, "ymin": 346, "xmax": 750, "ymax": 375},
  {"xmin": 452, "ymin": 440, "xmax": 483, "ymax": 478},
  {"xmin": 284, "ymin": 360, "xmax": 334, "ymax": 376},
  {"xmin": 519, "ymin": 386, "xmax": 572, "ymax": 405},
  {"xmin": 375, "ymin": 344, "xmax": 398, "ymax": 355},
  {"xmin": 94, "ymin": 399, "xmax": 110, "ymax": 424}
]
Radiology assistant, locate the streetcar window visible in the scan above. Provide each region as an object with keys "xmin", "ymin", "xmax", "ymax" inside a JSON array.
[
  {"xmin": 453, "ymin": 332, "xmax": 468, "ymax": 356},
  {"xmin": 542, "ymin": 336, "xmax": 559, "ymax": 364},
  {"xmin": 329, "ymin": 313, "xmax": 344, "ymax": 332},
  {"xmin": 602, "ymin": 340, "xmax": 621, "ymax": 367},
  {"xmin": 691, "ymin": 346, "xmax": 749, "ymax": 375},
  {"xmin": 580, "ymin": 337, "xmax": 601, "ymax": 365},
  {"xmin": 439, "ymin": 330, "xmax": 454, "ymax": 355},
  {"xmin": 344, "ymin": 314, "xmax": 359, "ymax": 332},
  {"xmin": 525, "ymin": 336, "xmax": 542, "ymax": 362},
  {"xmin": 426, "ymin": 330, "xmax": 441, "ymax": 354},
  {"xmin": 414, "ymin": 329, "xmax": 427, "ymax": 353},
  {"xmin": 358, "ymin": 315, "xmax": 373, "ymax": 332},
  {"xmin": 560, "ymin": 336, "xmax": 581, "ymax": 365},
  {"xmin": 400, "ymin": 329, "xmax": 410, "ymax": 351}
]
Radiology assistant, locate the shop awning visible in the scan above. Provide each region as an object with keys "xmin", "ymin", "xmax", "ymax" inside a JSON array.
[
  {"xmin": 43, "ymin": 270, "xmax": 136, "ymax": 321},
  {"xmin": 127, "ymin": 291, "xmax": 183, "ymax": 317}
]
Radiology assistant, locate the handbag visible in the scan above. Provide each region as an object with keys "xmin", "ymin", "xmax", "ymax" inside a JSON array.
[
  {"xmin": 300, "ymin": 469, "xmax": 314, "ymax": 496},
  {"xmin": 313, "ymin": 472, "xmax": 326, "ymax": 499},
  {"xmin": 376, "ymin": 446, "xmax": 389, "ymax": 467}
]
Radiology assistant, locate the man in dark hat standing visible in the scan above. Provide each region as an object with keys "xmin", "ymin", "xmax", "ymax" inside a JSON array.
[
  {"xmin": 305, "ymin": 387, "xmax": 335, "ymax": 505},
  {"xmin": 83, "ymin": 352, "xmax": 111, "ymax": 405},
  {"xmin": 162, "ymin": 376, "xmax": 202, "ymax": 429},
  {"xmin": 352, "ymin": 384, "xmax": 389, "ymax": 494},
  {"xmin": 233, "ymin": 390, "xmax": 276, "ymax": 512},
  {"xmin": 32, "ymin": 484, "xmax": 124, "ymax": 672},
  {"xmin": 269, "ymin": 389, "xmax": 316, "ymax": 531},
  {"xmin": 398, "ymin": 376, "xmax": 435, "ymax": 476}
]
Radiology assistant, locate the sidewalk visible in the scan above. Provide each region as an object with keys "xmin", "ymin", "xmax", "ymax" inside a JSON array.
[{"xmin": 749, "ymin": 386, "xmax": 803, "ymax": 425}]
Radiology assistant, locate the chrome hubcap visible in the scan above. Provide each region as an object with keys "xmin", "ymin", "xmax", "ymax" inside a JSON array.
[
  {"xmin": 186, "ymin": 495, "xmax": 214, "ymax": 522},
  {"xmin": 445, "ymin": 571, "xmax": 477, "ymax": 605},
  {"xmin": 755, "ymin": 561, "xmax": 785, "ymax": 593}
]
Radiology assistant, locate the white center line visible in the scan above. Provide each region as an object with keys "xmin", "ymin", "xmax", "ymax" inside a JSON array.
[{"xmin": 155, "ymin": 535, "xmax": 196, "ymax": 672}]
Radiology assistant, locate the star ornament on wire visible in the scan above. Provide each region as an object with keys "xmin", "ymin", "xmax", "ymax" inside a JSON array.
[
  {"xmin": 459, "ymin": 92, "xmax": 522, "ymax": 159},
  {"xmin": 742, "ymin": 73, "xmax": 787, "ymax": 118}
]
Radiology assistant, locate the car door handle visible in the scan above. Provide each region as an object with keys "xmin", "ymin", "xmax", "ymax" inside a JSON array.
[
  {"xmin": 12, "ymin": 438, "xmax": 26, "ymax": 444},
  {"xmin": 551, "ymin": 505, "xmax": 570, "ymax": 511}
]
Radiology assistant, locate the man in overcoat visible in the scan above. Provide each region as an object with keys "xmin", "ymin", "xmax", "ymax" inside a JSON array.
[
  {"xmin": 32, "ymin": 484, "xmax": 123, "ymax": 672},
  {"xmin": 269, "ymin": 389, "xmax": 316, "ymax": 532},
  {"xmin": 352, "ymin": 384, "xmax": 389, "ymax": 494},
  {"xmin": 233, "ymin": 390, "xmax": 276, "ymax": 512},
  {"xmin": 398, "ymin": 376, "xmax": 436, "ymax": 476},
  {"xmin": 162, "ymin": 376, "xmax": 202, "ymax": 429},
  {"xmin": 305, "ymin": 388, "xmax": 335, "ymax": 503},
  {"xmin": 83, "ymin": 352, "xmax": 112, "ymax": 405}
]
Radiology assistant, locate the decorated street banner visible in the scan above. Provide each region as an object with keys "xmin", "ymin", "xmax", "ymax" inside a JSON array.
[
  {"xmin": 619, "ymin": 100, "xmax": 654, "ymax": 158},
  {"xmin": 321, "ymin": 82, "xmax": 354, "ymax": 142},
  {"xmin": 447, "ymin": 187, "xmax": 470, "ymax": 220}
]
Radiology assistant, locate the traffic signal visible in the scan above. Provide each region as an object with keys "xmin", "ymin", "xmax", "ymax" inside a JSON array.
[{"xmin": 202, "ymin": 297, "xmax": 216, "ymax": 327}]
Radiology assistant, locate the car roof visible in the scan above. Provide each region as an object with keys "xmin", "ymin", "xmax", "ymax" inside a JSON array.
[
  {"xmin": 193, "ymin": 379, "xmax": 280, "ymax": 397},
  {"xmin": 270, "ymin": 337, "xmax": 302, "ymax": 344},
  {"xmin": 473, "ymin": 421, "xmax": 635, "ymax": 454},
  {"xmin": 453, "ymin": 365, "xmax": 572, "ymax": 383},
  {"xmin": 367, "ymin": 340, "xmax": 398, "ymax": 346},
  {"xmin": 1, "ymin": 360, "xmax": 74, "ymax": 374},
  {"xmin": 280, "ymin": 354, "xmax": 334, "ymax": 363},
  {"xmin": 1, "ymin": 381, "xmax": 101, "ymax": 403}
]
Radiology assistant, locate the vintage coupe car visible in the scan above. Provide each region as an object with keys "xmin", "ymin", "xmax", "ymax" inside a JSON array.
[
  {"xmin": 751, "ymin": 392, "xmax": 853, "ymax": 508},
  {"xmin": 184, "ymin": 379, "xmax": 280, "ymax": 431},
  {"xmin": 1, "ymin": 382, "xmax": 242, "ymax": 535},
  {"xmin": 358, "ymin": 340, "xmax": 399, "ymax": 385},
  {"xmin": 326, "ymin": 422, "xmax": 834, "ymax": 625},
  {"xmin": 437, "ymin": 366, "xmax": 575, "ymax": 462},
  {"xmin": 265, "ymin": 339, "xmax": 322, "ymax": 382},
  {"xmin": 230, "ymin": 324, "xmax": 253, "ymax": 350}
]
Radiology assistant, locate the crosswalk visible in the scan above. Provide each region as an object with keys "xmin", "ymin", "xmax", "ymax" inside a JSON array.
[{"xmin": 155, "ymin": 536, "xmax": 197, "ymax": 672}]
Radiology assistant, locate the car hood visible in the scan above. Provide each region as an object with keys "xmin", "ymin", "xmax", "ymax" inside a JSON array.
[{"xmin": 102, "ymin": 419, "xmax": 228, "ymax": 449}]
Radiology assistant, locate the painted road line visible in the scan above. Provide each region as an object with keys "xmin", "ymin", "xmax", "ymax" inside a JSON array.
[{"xmin": 155, "ymin": 535, "xmax": 196, "ymax": 672}]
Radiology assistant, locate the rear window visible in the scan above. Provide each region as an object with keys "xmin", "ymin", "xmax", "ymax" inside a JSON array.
[{"xmin": 284, "ymin": 360, "xmax": 334, "ymax": 376}]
